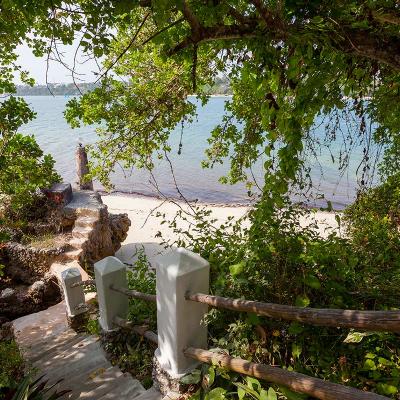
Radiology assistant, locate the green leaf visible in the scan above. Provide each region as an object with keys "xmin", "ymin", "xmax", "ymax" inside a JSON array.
[
  {"xmin": 288, "ymin": 322, "xmax": 304, "ymax": 335},
  {"xmin": 363, "ymin": 359, "xmax": 377, "ymax": 371},
  {"xmin": 246, "ymin": 313, "xmax": 260, "ymax": 326},
  {"xmin": 377, "ymin": 383, "xmax": 398, "ymax": 395},
  {"xmin": 303, "ymin": 274, "xmax": 321, "ymax": 289},
  {"xmin": 259, "ymin": 389, "xmax": 269, "ymax": 400},
  {"xmin": 279, "ymin": 387, "xmax": 307, "ymax": 400},
  {"xmin": 343, "ymin": 331, "xmax": 376, "ymax": 344},
  {"xmin": 237, "ymin": 386, "xmax": 246, "ymax": 400},
  {"xmin": 206, "ymin": 387, "xmax": 227, "ymax": 400},
  {"xmin": 208, "ymin": 366, "xmax": 215, "ymax": 386},
  {"xmin": 267, "ymin": 388, "xmax": 277, "ymax": 400},
  {"xmin": 246, "ymin": 377, "xmax": 261, "ymax": 392},
  {"xmin": 295, "ymin": 295, "xmax": 310, "ymax": 308},
  {"xmin": 292, "ymin": 343, "xmax": 302, "ymax": 359},
  {"xmin": 378, "ymin": 357, "xmax": 393, "ymax": 366},
  {"xmin": 229, "ymin": 261, "xmax": 246, "ymax": 276},
  {"xmin": 180, "ymin": 370, "xmax": 201, "ymax": 384},
  {"xmin": 234, "ymin": 382, "xmax": 259, "ymax": 400}
]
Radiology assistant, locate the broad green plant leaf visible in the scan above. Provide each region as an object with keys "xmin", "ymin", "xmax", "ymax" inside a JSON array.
[{"xmin": 180, "ymin": 369, "xmax": 201, "ymax": 384}]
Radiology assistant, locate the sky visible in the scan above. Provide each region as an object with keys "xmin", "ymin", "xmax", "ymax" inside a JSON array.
[{"xmin": 16, "ymin": 42, "xmax": 99, "ymax": 85}]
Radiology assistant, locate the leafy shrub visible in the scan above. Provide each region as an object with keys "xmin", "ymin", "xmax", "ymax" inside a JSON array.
[
  {"xmin": 156, "ymin": 192, "xmax": 400, "ymax": 398},
  {"xmin": 0, "ymin": 340, "xmax": 24, "ymax": 390},
  {"xmin": 127, "ymin": 248, "xmax": 156, "ymax": 328},
  {"xmin": 344, "ymin": 173, "xmax": 400, "ymax": 300},
  {"xmin": 0, "ymin": 96, "xmax": 60, "ymax": 216},
  {"xmin": 0, "ymin": 134, "xmax": 60, "ymax": 214},
  {"xmin": 101, "ymin": 248, "xmax": 156, "ymax": 387},
  {"xmin": 3, "ymin": 374, "xmax": 70, "ymax": 400}
]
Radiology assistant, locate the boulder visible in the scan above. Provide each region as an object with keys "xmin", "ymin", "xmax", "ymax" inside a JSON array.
[{"xmin": 44, "ymin": 182, "xmax": 73, "ymax": 205}]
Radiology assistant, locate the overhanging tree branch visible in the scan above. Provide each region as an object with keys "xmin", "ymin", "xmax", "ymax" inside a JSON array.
[{"xmin": 166, "ymin": 11, "xmax": 400, "ymax": 71}]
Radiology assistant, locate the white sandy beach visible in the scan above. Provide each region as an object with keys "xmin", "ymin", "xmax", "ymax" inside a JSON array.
[{"xmin": 102, "ymin": 193, "xmax": 340, "ymax": 265}]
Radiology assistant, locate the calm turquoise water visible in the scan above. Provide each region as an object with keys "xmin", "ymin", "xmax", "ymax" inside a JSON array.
[{"xmin": 20, "ymin": 96, "xmax": 378, "ymax": 209}]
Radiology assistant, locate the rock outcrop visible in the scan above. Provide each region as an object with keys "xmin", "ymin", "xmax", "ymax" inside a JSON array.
[
  {"xmin": 0, "ymin": 190, "xmax": 131, "ymax": 323},
  {"xmin": 0, "ymin": 275, "xmax": 61, "ymax": 321},
  {"xmin": 62, "ymin": 190, "xmax": 131, "ymax": 267},
  {"xmin": 1, "ymin": 242, "xmax": 69, "ymax": 284}
]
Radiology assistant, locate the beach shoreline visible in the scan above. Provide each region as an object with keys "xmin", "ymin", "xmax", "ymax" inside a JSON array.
[
  {"xmin": 101, "ymin": 193, "xmax": 340, "ymax": 265},
  {"xmin": 99, "ymin": 189, "xmax": 348, "ymax": 211},
  {"xmin": 99, "ymin": 189, "xmax": 252, "ymax": 208}
]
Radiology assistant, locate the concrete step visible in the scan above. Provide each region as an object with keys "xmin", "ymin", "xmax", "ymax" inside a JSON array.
[
  {"xmin": 74, "ymin": 216, "xmax": 98, "ymax": 229},
  {"xmin": 97, "ymin": 377, "xmax": 146, "ymax": 400},
  {"xmin": 34, "ymin": 339, "xmax": 102, "ymax": 373},
  {"xmin": 42, "ymin": 351, "xmax": 109, "ymax": 385},
  {"xmin": 22, "ymin": 329, "xmax": 77, "ymax": 360},
  {"xmin": 13, "ymin": 302, "xmax": 69, "ymax": 348},
  {"xmin": 61, "ymin": 248, "xmax": 84, "ymax": 262},
  {"xmin": 52, "ymin": 366, "xmax": 123, "ymax": 399},
  {"xmin": 69, "ymin": 371, "xmax": 140, "ymax": 400},
  {"xmin": 136, "ymin": 387, "xmax": 163, "ymax": 400},
  {"xmin": 69, "ymin": 237, "xmax": 88, "ymax": 250},
  {"xmin": 121, "ymin": 377, "xmax": 147, "ymax": 399},
  {"xmin": 72, "ymin": 226, "xmax": 92, "ymax": 239},
  {"xmin": 13, "ymin": 280, "xmax": 147, "ymax": 400},
  {"xmin": 33, "ymin": 335, "xmax": 98, "ymax": 369},
  {"xmin": 29, "ymin": 331, "xmax": 82, "ymax": 362}
]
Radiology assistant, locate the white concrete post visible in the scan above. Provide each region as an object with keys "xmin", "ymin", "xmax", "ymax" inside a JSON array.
[
  {"xmin": 155, "ymin": 247, "xmax": 210, "ymax": 377},
  {"xmin": 61, "ymin": 268, "xmax": 86, "ymax": 317},
  {"xmin": 94, "ymin": 256, "xmax": 129, "ymax": 331}
]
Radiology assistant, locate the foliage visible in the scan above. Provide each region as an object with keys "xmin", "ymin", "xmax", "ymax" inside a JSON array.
[
  {"xmin": 84, "ymin": 318, "xmax": 100, "ymax": 336},
  {"xmin": 1, "ymin": 0, "xmax": 399, "ymax": 204},
  {"xmin": 156, "ymin": 185, "xmax": 400, "ymax": 398},
  {"xmin": 344, "ymin": 173, "xmax": 400, "ymax": 300},
  {"xmin": 0, "ymin": 97, "xmax": 60, "ymax": 214},
  {"xmin": 4, "ymin": 375, "xmax": 70, "ymax": 400},
  {"xmin": 101, "ymin": 249, "xmax": 156, "ymax": 387},
  {"xmin": 126, "ymin": 248, "xmax": 156, "ymax": 328},
  {"xmin": 0, "ymin": 340, "xmax": 24, "ymax": 390},
  {"xmin": 55, "ymin": 1, "xmax": 399, "ymax": 208},
  {"xmin": 1, "ymin": 0, "xmax": 400, "ymax": 398}
]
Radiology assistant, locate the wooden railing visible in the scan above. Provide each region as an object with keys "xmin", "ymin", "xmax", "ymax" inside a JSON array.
[
  {"xmin": 113, "ymin": 316, "xmax": 158, "ymax": 344},
  {"xmin": 185, "ymin": 292, "xmax": 400, "ymax": 332},
  {"xmin": 70, "ymin": 279, "xmax": 96, "ymax": 288},
  {"xmin": 184, "ymin": 348, "xmax": 386, "ymax": 400},
  {"xmin": 61, "ymin": 250, "xmax": 394, "ymax": 400},
  {"xmin": 109, "ymin": 284, "xmax": 157, "ymax": 302}
]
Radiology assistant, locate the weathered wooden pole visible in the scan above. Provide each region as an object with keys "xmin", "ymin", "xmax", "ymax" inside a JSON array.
[
  {"xmin": 75, "ymin": 143, "xmax": 94, "ymax": 190},
  {"xmin": 184, "ymin": 347, "xmax": 389, "ymax": 400}
]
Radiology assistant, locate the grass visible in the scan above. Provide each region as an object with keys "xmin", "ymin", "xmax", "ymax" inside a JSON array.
[{"xmin": 21, "ymin": 232, "xmax": 71, "ymax": 249}]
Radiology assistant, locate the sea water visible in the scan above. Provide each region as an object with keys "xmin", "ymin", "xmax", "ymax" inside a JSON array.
[{"xmin": 20, "ymin": 95, "xmax": 379, "ymax": 209}]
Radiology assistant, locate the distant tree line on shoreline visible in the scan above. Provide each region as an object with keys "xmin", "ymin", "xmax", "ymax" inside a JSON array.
[
  {"xmin": 15, "ymin": 82, "xmax": 98, "ymax": 96},
  {"xmin": 15, "ymin": 76, "xmax": 232, "ymax": 96}
]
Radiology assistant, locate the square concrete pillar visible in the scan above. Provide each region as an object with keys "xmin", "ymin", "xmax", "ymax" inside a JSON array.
[
  {"xmin": 61, "ymin": 268, "xmax": 86, "ymax": 317},
  {"xmin": 94, "ymin": 256, "xmax": 129, "ymax": 331},
  {"xmin": 155, "ymin": 248, "xmax": 209, "ymax": 378}
]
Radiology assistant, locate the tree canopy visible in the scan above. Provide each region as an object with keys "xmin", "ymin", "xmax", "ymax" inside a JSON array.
[
  {"xmin": 1, "ymin": 1, "xmax": 400, "ymax": 210},
  {"xmin": 2, "ymin": 3, "xmax": 400, "ymax": 397}
]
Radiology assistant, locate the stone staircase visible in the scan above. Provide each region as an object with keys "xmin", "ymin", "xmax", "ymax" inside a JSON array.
[{"xmin": 13, "ymin": 302, "xmax": 162, "ymax": 400}]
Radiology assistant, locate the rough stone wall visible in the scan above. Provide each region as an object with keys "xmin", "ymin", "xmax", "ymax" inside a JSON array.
[
  {"xmin": 0, "ymin": 275, "xmax": 61, "ymax": 321},
  {"xmin": 0, "ymin": 190, "xmax": 131, "ymax": 324},
  {"xmin": 1, "ymin": 242, "xmax": 69, "ymax": 284},
  {"xmin": 61, "ymin": 191, "xmax": 130, "ymax": 268},
  {"xmin": 83, "ymin": 210, "xmax": 130, "ymax": 264}
]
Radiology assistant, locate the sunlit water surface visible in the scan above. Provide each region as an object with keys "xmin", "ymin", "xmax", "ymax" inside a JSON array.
[{"xmin": 21, "ymin": 96, "xmax": 379, "ymax": 209}]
